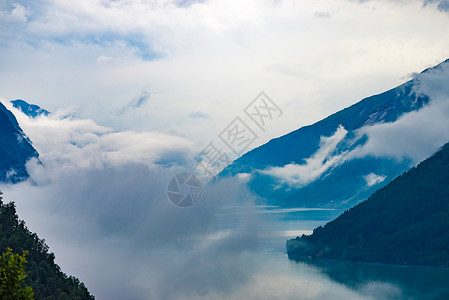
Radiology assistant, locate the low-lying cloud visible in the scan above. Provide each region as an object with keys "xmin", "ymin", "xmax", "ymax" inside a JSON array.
[
  {"xmin": 0, "ymin": 99, "xmax": 410, "ymax": 299},
  {"xmin": 6, "ymin": 166, "xmax": 265, "ymax": 300},
  {"xmin": 352, "ymin": 61, "xmax": 449, "ymax": 163},
  {"xmin": 261, "ymin": 125, "xmax": 348, "ymax": 187},
  {"xmin": 2, "ymin": 100, "xmax": 197, "ymax": 175},
  {"xmin": 0, "ymin": 101, "xmax": 267, "ymax": 299},
  {"xmin": 259, "ymin": 60, "xmax": 449, "ymax": 189}
]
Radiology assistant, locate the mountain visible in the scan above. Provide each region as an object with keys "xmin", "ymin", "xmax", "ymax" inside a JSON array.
[
  {"xmin": 286, "ymin": 141, "xmax": 449, "ymax": 266},
  {"xmin": 220, "ymin": 59, "xmax": 449, "ymax": 208},
  {"xmin": 0, "ymin": 192, "xmax": 95, "ymax": 299},
  {"xmin": 11, "ymin": 99, "xmax": 50, "ymax": 118},
  {"xmin": 0, "ymin": 101, "xmax": 39, "ymax": 183}
]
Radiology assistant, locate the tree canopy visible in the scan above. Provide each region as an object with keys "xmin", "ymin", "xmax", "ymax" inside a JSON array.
[{"xmin": 0, "ymin": 247, "xmax": 34, "ymax": 299}]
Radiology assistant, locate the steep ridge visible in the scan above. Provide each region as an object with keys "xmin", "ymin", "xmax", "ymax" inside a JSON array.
[
  {"xmin": 220, "ymin": 59, "xmax": 449, "ymax": 208},
  {"xmin": 0, "ymin": 101, "xmax": 39, "ymax": 183}
]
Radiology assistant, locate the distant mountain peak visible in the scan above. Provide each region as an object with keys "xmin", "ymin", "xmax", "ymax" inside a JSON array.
[{"xmin": 11, "ymin": 99, "xmax": 50, "ymax": 118}]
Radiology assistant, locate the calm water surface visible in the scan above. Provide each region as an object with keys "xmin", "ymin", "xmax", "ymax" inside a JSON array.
[{"xmin": 216, "ymin": 206, "xmax": 449, "ymax": 300}]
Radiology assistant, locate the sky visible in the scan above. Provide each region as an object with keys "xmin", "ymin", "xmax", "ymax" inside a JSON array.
[
  {"xmin": 1, "ymin": 0, "xmax": 449, "ymax": 299},
  {"xmin": 1, "ymin": 0, "xmax": 449, "ymax": 148}
]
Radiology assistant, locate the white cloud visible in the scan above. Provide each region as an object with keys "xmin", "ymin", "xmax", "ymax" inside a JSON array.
[
  {"xmin": 1, "ymin": 99, "xmax": 198, "ymax": 181},
  {"xmin": 2, "ymin": 0, "xmax": 449, "ymax": 149},
  {"xmin": 0, "ymin": 3, "xmax": 29, "ymax": 22},
  {"xmin": 261, "ymin": 125, "xmax": 348, "ymax": 187},
  {"xmin": 351, "ymin": 61, "xmax": 449, "ymax": 164},
  {"xmin": 96, "ymin": 55, "xmax": 112, "ymax": 65},
  {"xmin": 363, "ymin": 173, "xmax": 386, "ymax": 187},
  {"xmin": 1, "ymin": 96, "xmax": 270, "ymax": 299},
  {"xmin": 237, "ymin": 172, "xmax": 251, "ymax": 183}
]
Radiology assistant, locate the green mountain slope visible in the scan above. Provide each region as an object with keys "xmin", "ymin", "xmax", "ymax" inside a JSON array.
[
  {"xmin": 286, "ymin": 142, "xmax": 449, "ymax": 266},
  {"xmin": 0, "ymin": 191, "xmax": 95, "ymax": 299}
]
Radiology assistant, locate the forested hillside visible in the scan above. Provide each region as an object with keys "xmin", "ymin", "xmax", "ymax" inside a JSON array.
[
  {"xmin": 287, "ymin": 142, "xmax": 449, "ymax": 266},
  {"xmin": 0, "ymin": 191, "xmax": 94, "ymax": 299}
]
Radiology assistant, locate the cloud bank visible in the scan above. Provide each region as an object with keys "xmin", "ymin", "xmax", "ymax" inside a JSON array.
[
  {"xmin": 1, "ymin": 100, "xmax": 197, "ymax": 175},
  {"xmin": 0, "ymin": 98, "xmax": 407, "ymax": 299},
  {"xmin": 261, "ymin": 125, "xmax": 348, "ymax": 187},
  {"xmin": 0, "ymin": 101, "xmax": 265, "ymax": 299},
  {"xmin": 2, "ymin": 0, "xmax": 449, "ymax": 149}
]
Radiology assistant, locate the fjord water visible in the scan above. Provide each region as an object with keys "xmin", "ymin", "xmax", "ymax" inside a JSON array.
[{"xmin": 216, "ymin": 206, "xmax": 449, "ymax": 300}]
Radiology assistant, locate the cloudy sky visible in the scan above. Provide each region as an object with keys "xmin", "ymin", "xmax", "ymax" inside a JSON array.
[
  {"xmin": 1, "ymin": 0, "xmax": 449, "ymax": 147},
  {"xmin": 2, "ymin": 0, "xmax": 449, "ymax": 299}
]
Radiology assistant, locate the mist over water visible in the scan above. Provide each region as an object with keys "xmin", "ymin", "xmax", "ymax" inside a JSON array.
[
  {"xmin": 6, "ymin": 175, "xmax": 449, "ymax": 300},
  {"xmin": 3, "ymin": 73, "xmax": 449, "ymax": 298}
]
